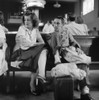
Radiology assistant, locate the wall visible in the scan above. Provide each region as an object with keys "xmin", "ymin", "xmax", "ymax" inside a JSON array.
[
  {"xmin": 0, "ymin": 1, "xmax": 77, "ymax": 31},
  {"xmin": 39, "ymin": 2, "xmax": 75, "ymax": 23},
  {"xmin": 75, "ymin": 0, "xmax": 99, "ymax": 30}
]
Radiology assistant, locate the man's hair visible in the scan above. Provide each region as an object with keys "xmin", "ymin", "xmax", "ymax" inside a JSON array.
[
  {"xmin": 67, "ymin": 13, "xmax": 75, "ymax": 21},
  {"xmin": 68, "ymin": 16, "xmax": 75, "ymax": 21}
]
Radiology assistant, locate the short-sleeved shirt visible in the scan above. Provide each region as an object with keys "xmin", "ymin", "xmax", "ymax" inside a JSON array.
[
  {"xmin": 0, "ymin": 24, "xmax": 6, "ymax": 39},
  {"xmin": 15, "ymin": 25, "xmax": 41, "ymax": 50},
  {"xmin": 42, "ymin": 23, "xmax": 55, "ymax": 34},
  {"xmin": 64, "ymin": 22, "xmax": 89, "ymax": 35},
  {"xmin": 0, "ymin": 24, "xmax": 6, "ymax": 46}
]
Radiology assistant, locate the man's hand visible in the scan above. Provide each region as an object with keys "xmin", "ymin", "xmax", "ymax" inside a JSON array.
[{"xmin": 76, "ymin": 48, "xmax": 83, "ymax": 55}]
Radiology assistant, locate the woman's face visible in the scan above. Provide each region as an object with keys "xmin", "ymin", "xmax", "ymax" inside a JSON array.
[{"xmin": 24, "ymin": 15, "xmax": 33, "ymax": 29}]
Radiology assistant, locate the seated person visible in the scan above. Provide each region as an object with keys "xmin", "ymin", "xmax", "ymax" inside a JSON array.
[
  {"xmin": 0, "ymin": 27, "xmax": 8, "ymax": 76},
  {"xmin": 0, "ymin": 11, "xmax": 8, "ymax": 76},
  {"xmin": 64, "ymin": 14, "xmax": 89, "ymax": 35},
  {"xmin": 42, "ymin": 20, "xmax": 55, "ymax": 34},
  {"xmin": 75, "ymin": 15, "xmax": 89, "ymax": 35},
  {"xmin": 48, "ymin": 16, "xmax": 94, "ymax": 100},
  {"xmin": 0, "ymin": 11, "xmax": 8, "ymax": 34},
  {"xmin": 11, "ymin": 10, "xmax": 47, "ymax": 95}
]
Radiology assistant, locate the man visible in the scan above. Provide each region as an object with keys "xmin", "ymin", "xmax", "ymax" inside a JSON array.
[{"xmin": 49, "ymin": 16, "xmax": 94, "ymax": 100}]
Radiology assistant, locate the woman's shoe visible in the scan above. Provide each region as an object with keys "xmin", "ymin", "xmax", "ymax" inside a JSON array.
[
  {"xmin": 36, "ymin": 76, "xmax": 48, "ymax": 93},
  {"xmin": 36, "ymin": 75, "xmax": 48, "ymax": 84},
  {"xmin": 31, "ymin": 90, "xmax": 41, "ymax": 96}
]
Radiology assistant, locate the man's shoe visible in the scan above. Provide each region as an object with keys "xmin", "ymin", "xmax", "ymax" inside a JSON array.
[{"xmin": 81, "ymin": 94, "xmax": 94, "ymax": 100}]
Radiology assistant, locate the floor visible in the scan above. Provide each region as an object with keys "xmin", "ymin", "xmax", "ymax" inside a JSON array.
[
  {"xmin": 0, "ymin": 70, "xmax": 99, "ymax": 100},
  {"xmin": 0, "ymin": 87, "xmax": 99, "ymax": 100}
]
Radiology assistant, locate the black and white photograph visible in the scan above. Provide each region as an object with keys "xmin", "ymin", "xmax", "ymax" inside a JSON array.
[{"xmin": 0, "ymin": 0, "xmax": 99, "ymax": 100}]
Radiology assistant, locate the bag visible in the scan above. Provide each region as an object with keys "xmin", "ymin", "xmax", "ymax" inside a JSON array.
[
  {"xmin": 51, "ymin": 63, "xmax": 86, "ymax": 80},
  {"xmin": 54, "ymin": 76, "xmax": 74, "ymax": 100},
  {"xmin": 63, "ymin": 47, "xmax": 91, "ymax": 64}
]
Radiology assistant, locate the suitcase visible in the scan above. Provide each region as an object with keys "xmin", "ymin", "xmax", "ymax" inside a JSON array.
[{"xmin": 54, "ymin": 76, "xmax": 74, "ymax": 100}]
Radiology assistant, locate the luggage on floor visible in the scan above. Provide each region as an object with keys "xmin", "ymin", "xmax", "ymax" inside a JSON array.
[{"xmin": 54, "ymin": 76, "xmax": 74, "ymax": 100}]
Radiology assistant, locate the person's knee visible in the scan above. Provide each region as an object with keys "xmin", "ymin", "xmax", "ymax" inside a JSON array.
[{"xmin": 41, "ymin": 49, "xmax": 48, "ymax": 56}]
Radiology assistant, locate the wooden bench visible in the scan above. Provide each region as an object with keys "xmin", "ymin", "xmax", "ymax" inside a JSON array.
[
  {"xmin": 73, "ymin": 35, "xmax": 99, "ymax": 70},
  {"xmin": 5, "ymin": 33, "xmax": 99, "ymax": 93},
  {"xmin": 5, "ymin": 33, "xmax": 55, "ymax": 93}
]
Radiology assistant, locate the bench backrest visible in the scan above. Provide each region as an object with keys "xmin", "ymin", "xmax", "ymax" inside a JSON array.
[{"xmin": 6, "ymin": 34, "xmax": 99, "ymax": 62}]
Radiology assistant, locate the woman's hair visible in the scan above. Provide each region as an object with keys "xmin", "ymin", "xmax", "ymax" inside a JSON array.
[
  {"xmin": 76, "ymin": 16, "xmax": 84, "ymax": 24},
  {"xmin": 0, "ymin": 11, "xmax": 4, "ymax": 25},
  {"xmin": 22, "ymin": 10, "xmax": 39, "ymax": 28}
]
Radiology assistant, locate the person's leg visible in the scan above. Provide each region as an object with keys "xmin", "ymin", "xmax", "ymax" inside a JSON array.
[
  {"xmin": 78, "ymin": 64, "xmax": 90, "ymax": 85},
  {"xmin": 54, "ymin": 50, "xmax": 61, "ymax": 64},
  {"xmin": 85, "ymin": 67, "xmax": 90, "ymax": 85},
  {"xmin": 79, "ymin": 78, "xmax": 94, "ymax": 100},
  {"xmin": 30, "ymin": 72, "xmax": 37, "ymax": 92},
  {"xmin": 38, "ymin": 49, "xmax": 47, "ymax": 79},
  {"xmin": 79, "ymin": 77, "xmax": 89, "ymax": 93}
]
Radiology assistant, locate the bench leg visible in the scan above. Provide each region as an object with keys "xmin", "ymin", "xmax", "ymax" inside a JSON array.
[
  {"xmin": 12, "ymin": 71, "xmax": 15, "ymax": 92},
  {"xmin": 6, "ymin": 70, "xmax": 16, "ymax": 93},
  {"xmin": 6, "ymin": 70, "xmax": 10, "ymax": 93}
]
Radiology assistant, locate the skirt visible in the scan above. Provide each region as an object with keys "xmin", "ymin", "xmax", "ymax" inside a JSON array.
[{"xmin": 11, "ymin": 44, "xmax": 45, "ymax": 72}]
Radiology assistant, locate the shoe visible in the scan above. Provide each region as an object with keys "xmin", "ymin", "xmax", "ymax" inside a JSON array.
[
  {"xmin": 81, "ymin": 94, "xmax": 94, "ymax": 100},
  {"xmin": 37, "ymin": 75, "xmax": 48, "ymax": 84},
  {"xmin": 31, "ymin": 90, "xmax": 41, "ymax": 96},
  {"xmin": 11, "ymin": 61, "xmax": 22, "ymax": 68},
  {"xmin": 36, "ymin": 76, "xmax": 48, "ymax": 93}
]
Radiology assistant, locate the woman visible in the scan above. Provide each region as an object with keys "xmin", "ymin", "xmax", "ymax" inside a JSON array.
[
  {"xmin": 75, "ymin": 16, "xmax": 89, "ymax": 35},
  {"xmin": 0, "ymin": 11, "xmax": 8, "ymax": 76},
  {"xmin": 0, "ymin": 11, "xmax": 8, "ymax": 34},
  {"xmin": 11, "ymin": 10, "xmax": 47, "ymax": 95}
]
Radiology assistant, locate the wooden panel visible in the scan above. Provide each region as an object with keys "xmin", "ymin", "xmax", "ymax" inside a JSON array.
[{"xmin": 74, "ymin": 35, "xmax": 99, "ymax": 61}]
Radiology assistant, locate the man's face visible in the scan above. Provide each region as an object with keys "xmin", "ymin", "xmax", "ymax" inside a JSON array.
[{"xmin": 53, "ymin": 18, "xmax": 62, "ymax": 32}]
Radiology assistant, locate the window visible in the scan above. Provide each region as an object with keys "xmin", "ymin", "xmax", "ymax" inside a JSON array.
[{"xmin": 82, "ymin": 0, "xmax": 94, "ymax": 15}]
